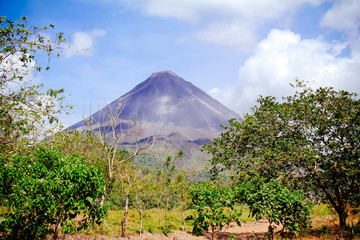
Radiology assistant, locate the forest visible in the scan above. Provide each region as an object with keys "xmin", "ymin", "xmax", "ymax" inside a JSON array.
[{"xmin": 0, "ymin": 16, "xmax": 359, "ymax": 240}]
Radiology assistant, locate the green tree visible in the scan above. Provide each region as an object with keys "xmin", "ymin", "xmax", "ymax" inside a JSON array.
[
  {"xmin": 161, "ymin": 151, "xmax": 183, "ymax": 235},
  {"xmin": 145, "ymin": 150, "xmax": 184, "ymax": 234},
  {"xmin": 174, "ymin": 170, "xmax": 191, "ymax": 231},
  {"xmin": 0, "ymin": 147, "xmax": 107, "ymax": 239},
  {"xmin": 204, "ymin": 81, "xmax": 360, "ymax": 228},
  {"xmin": 187, "ymin": 182, "xmax": 242, "ymax": 240},
  {"xmin": 129, "ymin": 169, "xmax": 154, "ymax": 235},
  {"xmin": 239, "ymin": 179, "xmax": 311, "ymax": 239},
  {"xmin": 0, "ymin": 16, "xmax": 69, "ymax": 154}
]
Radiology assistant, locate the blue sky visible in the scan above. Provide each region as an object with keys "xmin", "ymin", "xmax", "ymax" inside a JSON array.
[{"xmin": 2, "ymin": 0, "xmax": 360, "ymax": 127}]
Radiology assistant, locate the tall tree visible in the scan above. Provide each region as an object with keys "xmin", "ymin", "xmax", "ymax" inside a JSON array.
[
  {"xmin": 173, "ymin": 170, "xmax": 190, "ymax": 231},
  {"xmin": 204, "ymin": 81, "xmax": 360, "ymax": 228},
  {"xmin": 85, "ymin": 103, "xmax": 150, "ymax": 206},
  {"xmin": 0, "ymin": 16, "xmax": 68, "ymax": 154}
]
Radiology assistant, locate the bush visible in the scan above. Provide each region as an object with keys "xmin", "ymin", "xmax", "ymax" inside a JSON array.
[
  {"xmin": 187, "ymin": 182, "xmax": 242, "ymax": 240},
  {"xmin": 0, "ymin": 147, "xmax": 107, "ymax": 239},
  {"xmin": 240, "ymin": 179, "xmax": 312, "ymax": 238}
]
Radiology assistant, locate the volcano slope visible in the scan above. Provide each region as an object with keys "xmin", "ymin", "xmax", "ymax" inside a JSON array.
[{"xmin": 69, "ymin": 71, "xmax": 239, "ymax": 175}]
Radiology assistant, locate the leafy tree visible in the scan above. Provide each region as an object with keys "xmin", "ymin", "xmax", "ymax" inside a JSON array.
[
  {"xmin": 162, "ymin": 151, "xmax": 183, "ymax": 235},
  {"xmin": 204, "ymin": 81, "xmax": 360, "ymax": 228},
  {"xmin": 0, "ymin": 16, "xmax": 69, "ymax": 154},
  {"xmin": 129, "ymin": 169, "xmax": 154, "ymax": 235},
  {"xmin": 152, "ymin": 150, "xmax": 183, "ymax": 235},
  {"xmin": 43, "ymin": 130, "xmax": 129, "ymax": 181},
  {"xmin": 138, "ymin": 150, "xmax": 185, "ymax": 234},
  {"xmin": 173, "ymin": 170, "xmax": 191, "ymax": 231},
  {"xmin": 0, "ymin": 147, "xmax": 107, "ymax": 239},
  {"xmin": 187, "ymin": 181, "xmax": 242, "ymax": 240},
  {"xmin": 239, "ymin": 179, "xmax": 311, "ymax": 239},
  {"xmin": 112, "ymin": 165, "xmax": 155, "ymax": 236},
  {"xmin": 44, "ymin": 130, "xmax": 135, "ymax": 236}
]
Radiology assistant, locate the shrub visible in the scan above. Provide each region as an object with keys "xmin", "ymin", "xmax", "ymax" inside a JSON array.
[
  {"xmin": 241, "ymin": 179, "xmax": 312, "ymax": 238},
  {"xmin": 0, "ymin": 147, "xmax": 107, "ymax": 239},
  {"xmin": 187, "ymin": 182, "xmax": 242, "ymax": 240}
]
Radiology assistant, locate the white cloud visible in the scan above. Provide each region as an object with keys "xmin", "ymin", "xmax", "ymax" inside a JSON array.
[
  {"xmin": 139, "ymin": 0, "xmax": 322, "ymax": 22},
  {"xmin": 320, "ymin": 0, "xmax": 360, "ymax": 50},
  {"xmin": 65, "ymin": 28, "xmax": 106, "ymax": 57},
  {"xmin": 0, "ymin": 52, "xmax": 41, "ymax": 93},
  {"xmin": 195, "ymin": 22, "xmax": 257, "ymax": 53},
  {"xmin": 126, "ymin": 0, "xmax": 323, "ymax": 50},
  {"xmin": 210, "ymin": 29, "xmax": 360, "ymax": 115},
  {"xmin": 321, "ymin": 0, "xmax": 360, "ymax": 34}
]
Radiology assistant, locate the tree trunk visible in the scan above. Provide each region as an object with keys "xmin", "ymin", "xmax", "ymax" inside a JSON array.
[
  {"xmin": 139, "ymin": 209, "xmax": 143, "ymax": 235},
  {"xmin": 121, "ymin": 191, "xmax": 129, "ymax": 237},
  {"xmin": 157, "ymin": 206, "xmax": 161, "ymax": 230},
  {"xmin": 165, "ymin": 196, "xmax": 169, "ymax": 235},
  {"xmin": 100, "ymin": 178, "xmax": 111, "ymax": 206},
  {"xmin": 309, "ymin": 168, "xmax": 348, "ymax": 229},
  {"xmin": 334, "ymin": 185, "xmax": 348, "ymax": 229},
  {"xmin": 211, "ymin": 225, "xmax": 215, "ymax": 240},
  {"xmin": 181, "ymin": 204, "xmax": 185, "ymax": 231},
  {"xmin": 336, "ymin": 205, "xmax": 348, "ymax": 229}
]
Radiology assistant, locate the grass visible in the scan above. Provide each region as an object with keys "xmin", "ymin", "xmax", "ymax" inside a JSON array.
[
  {"xmin": 83, "ymin": 207, "xmax": 195, "ymax": 236},
  {"xmin": 2, "ymin": 202, "xmax": 357, "ymax": 239},
  {"xmin": 83, "ymin": 205, "xmax": 257, "ymax": 237},
  {"xmin": 312, "ymin": 204, "xmax": 335, "ymax": 218},
  {"xmin": 82, "ymin": 203, "xmax": 360, "ymax": 239}
]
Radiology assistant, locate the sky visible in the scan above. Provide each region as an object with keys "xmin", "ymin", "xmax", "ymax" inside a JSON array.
[{"xmin": 2, "ymin": 0, "xmax": 360, "ymax": 127}]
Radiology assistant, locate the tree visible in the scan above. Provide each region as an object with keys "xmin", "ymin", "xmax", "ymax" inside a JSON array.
[
  {"xmin": 84, "ymin": 102, "xmax": 151, "ymax": 206},
  {"xmin": 129, "ymin": 169, "xmax": 154, "ymax": 235},
  {"xmin": 173, "ymin": 170, "xmax": 191, "ymax": 231},
  {"xmin": 0, "ymin": 147, "xmax": 107, "ymax": 239},
  {"xmin": 161, "ymin": 151, "xmax": 183, "ymax": 235},
  {"xmin": 204, "ymin": 81, "xmax": 360, "ymax": 228},
  {"xmin": 0, "ymin": 16, "xmax": 69, "ymax": 154},
  {"xmin": 113, "ymin": 165, "xmax": 155, "ymax": 236},
  {"xmin": 187, "ymin": 181, "xmax": 242, "ymax": 240},
  {"xmin": 239, "ymin": 179, "xmax": 311, "ymax": 239}
]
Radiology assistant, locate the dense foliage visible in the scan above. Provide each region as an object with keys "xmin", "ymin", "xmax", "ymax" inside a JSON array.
[
  {"xmin": 0, "ymin": 147, "xmax": 107, "ymax": 239},
  {"xmin": 204, "ymin": 81, "xmax": 360, "ymax": 228}
]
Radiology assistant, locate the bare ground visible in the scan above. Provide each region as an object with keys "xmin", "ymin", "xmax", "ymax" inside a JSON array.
[
  {"xmin": 63, "ymin": 221, "xmax": 271, "ymax": 240},
  {"xmin": 62, "ymin": 216, "xmax": 355, "ymax": 240}
]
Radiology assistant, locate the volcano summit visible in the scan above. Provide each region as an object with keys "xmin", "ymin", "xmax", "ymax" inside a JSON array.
[{"xmin": 69, "ymin": 71, "xmax": 239, "ymax": 163}]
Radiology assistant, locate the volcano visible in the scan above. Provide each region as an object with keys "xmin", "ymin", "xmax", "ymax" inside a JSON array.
[{"xmin": 69, "ymin": 71, "xmax": 239, "ymax": 167}]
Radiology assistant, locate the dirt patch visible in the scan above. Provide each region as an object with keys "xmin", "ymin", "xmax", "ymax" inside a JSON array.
[
  {"xmin": 205, "ymin": 220, "xmax": 273, "ymax": 240},
  {"xmin": 62, "ymin": 221, "xmax": 270, "ymax": 240}
]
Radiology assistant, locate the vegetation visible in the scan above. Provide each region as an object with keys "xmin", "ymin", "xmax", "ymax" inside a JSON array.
[
  {"xmin": 238, "ymin": 179, "xmax": 312, "ymax": 238},
  {"xmin": 0, "ymin": 16, "xmax": 108, "ymax": 239},
  {"xmin": 1, "ymin": 16, "xmax": 359, "ymax": 240},
  {"xmin": 0, "ymin": 16, "xmax": 69, "ymax": 155},
  {"xmin": 0, "ymin": 147, "xmax": 106, "ymax": 239},
  {"xmin": 187, "ymin": 181, "xmax": 242, "ymax": 240},
  {"xmin": 204, "ymin": 81, "xmax": 360, "ymax": 229}
]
